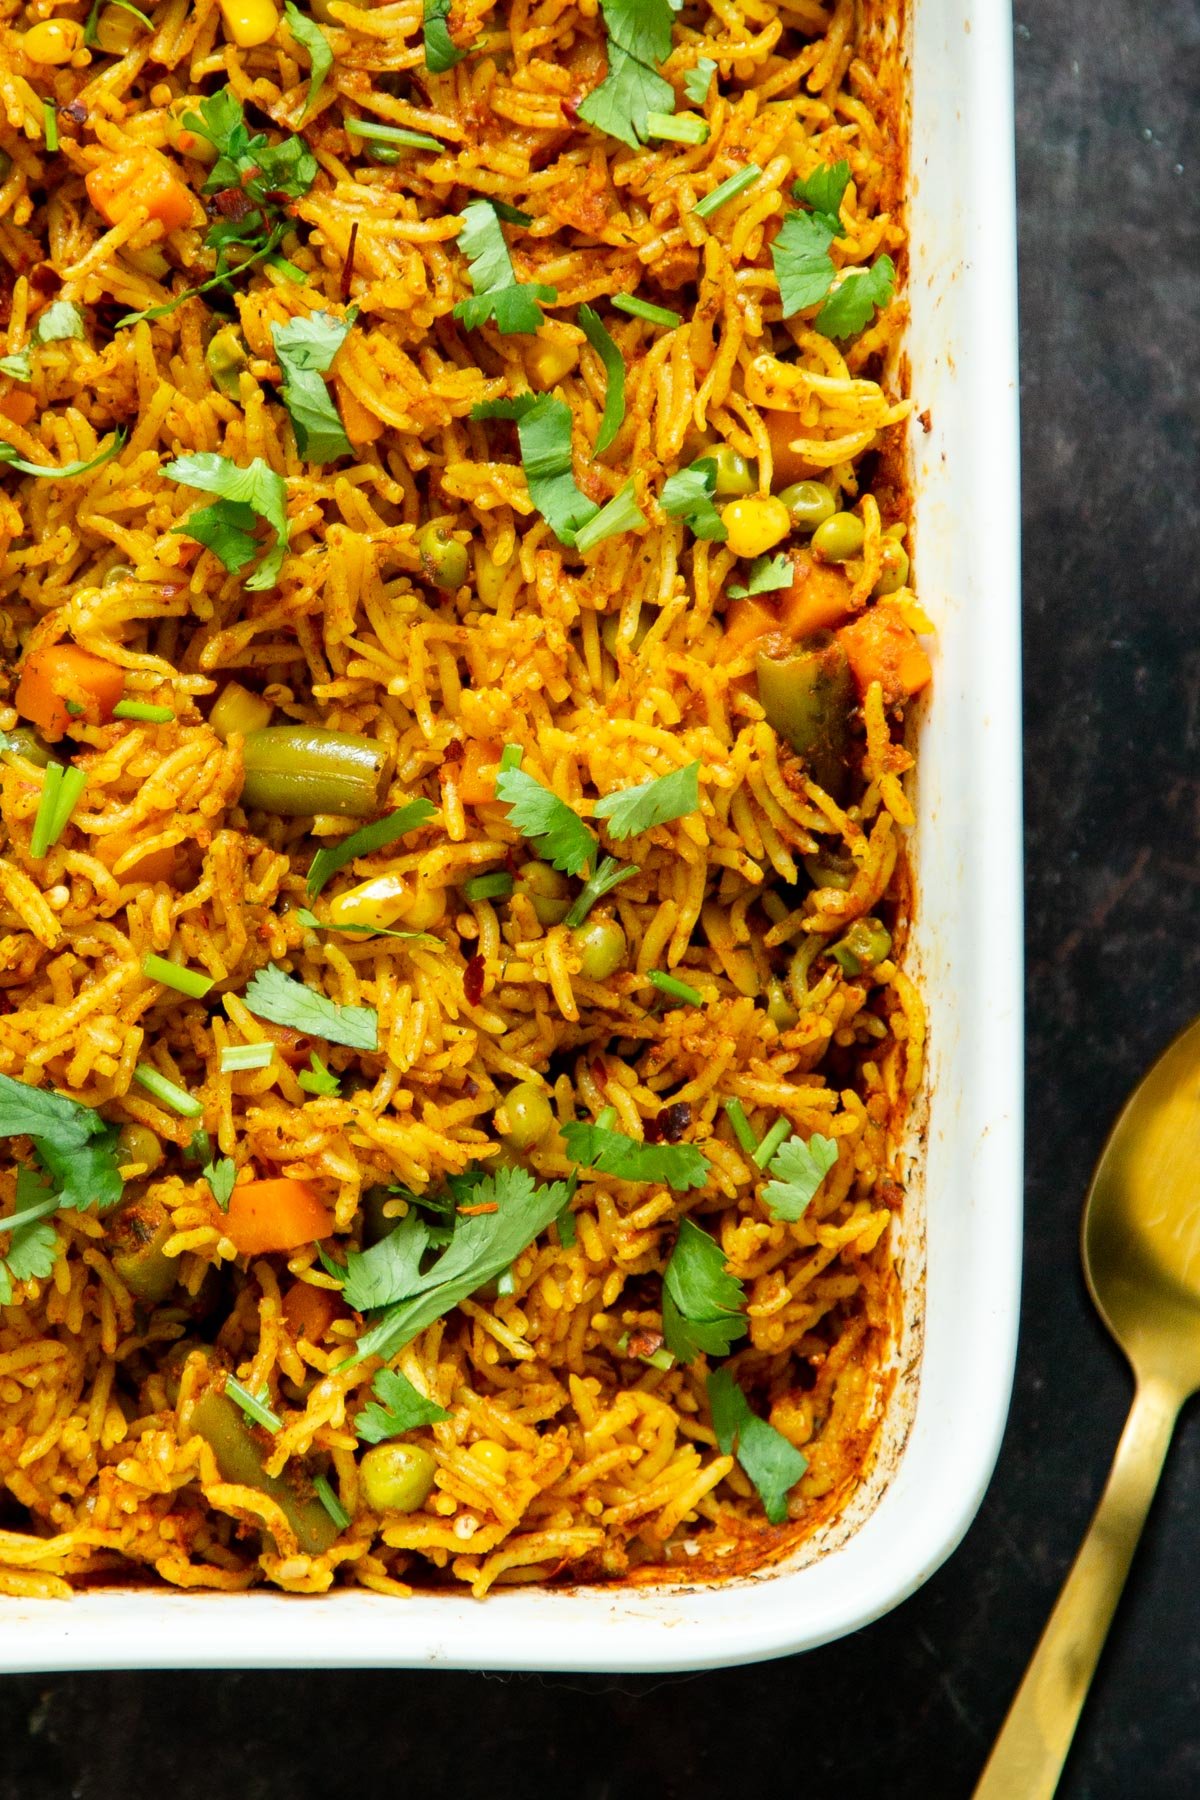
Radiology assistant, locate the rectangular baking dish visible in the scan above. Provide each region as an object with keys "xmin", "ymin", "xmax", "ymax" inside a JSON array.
[{"xmin": 0, "ymin": 0, "xmax": 1022, "ymax": 1671}]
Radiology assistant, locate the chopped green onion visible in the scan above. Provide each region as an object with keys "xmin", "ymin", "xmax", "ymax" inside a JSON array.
[
  {"xmin": 132, "ymin": 1064, "xmax": 203, "ymax": 1118},
  {"xmin": 616, "ymin": 1331, "xmax": 675, "ymax": 1371},
  {"xmin": 752, "ymin": 1115, "xmax": 792, "ymax": 1170},
  {"xmin": 498, "ymin": 744, "xmax": 524, "ymax": 773},
  {"xmin": 141, "ymin": 953, "xmax": 214, "ymax": 999},
  {"xmin": 723, "ymin": 1097, "xmax": 759, "ymax": 1155},
  {"xmin": 344, "ymin": 118, "xmax": 444, "ymax": 151},
  {"xmin": 648, "ymin": 970, "xmax": 703, "ymax": 1007},
  {"xmin": 29, "ymin": 763, "xmax": 64, "ymax": 860},
  {"xmin": 225, "ymin": 1376, "xmax": 282, "ymax": 1433},
  {"xmin": 49, "ymin": 765, "xmax": 87, "ymax": 847},
  {"xmin": 464, "ymin": 870, "xmax": 514, "ymax": 902},
  {"xmin": 595, "ymin": 1105, "xmax": 619, "ymax": 1132},
  {"xmin": 298, "ymin": 1051, "xmax": 340, "ymax": 1096},
  {"xmin": 43, "ymin": 100, "xmax": 58, "ymax": 154},
  {"xmin": 612, "ymin": 294, "xmax": 681, "ymax": 330},
  {"xmin": 694, "ymin": 164, "xmax": 763, "ymax": 220},
  {"xmin": 113, "ymin": 699, "xmax": 174, "ymax": 723},
  {"xmin": 219, "ymin": 1042, "xmax": 274, "ymax": 1072},
  {"xmin": 312, "ymin": 1471, "xmax": 350, "ymax": 1528},
  {"xmin": 645, "ymin": 111, "xmax": 709, "ymax": 146},
  {"xmin": 573, "ymin": 481, "xmax": 646, "ymax": 554}
]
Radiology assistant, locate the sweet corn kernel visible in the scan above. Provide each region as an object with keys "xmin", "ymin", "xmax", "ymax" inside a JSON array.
[
  {"xmin": 95, "ymin": 4, "xmax": 142, "ymax": 53},
  {"xmin": 720, "ymin": 495, "xmax": 792, "ymax": 559},
  {"xmin": 218, "ymin": 0, "xmax": 279, "ymax": 48},
  {"xmin": 22, "ymin": 18, "xmax": 84, "ymax": 62},
  {"xmin": 527, "ymin": 333, "xmax": 578, "ymax": 388},
  {"xmin": 327, "ymin": 873, "xmax": 409, "ymax": 933},
  {"xmin": 210, "ymin": 681, "xmax": 272, "ymax": 742},
  {"xmin": 467, "ymin": 1440, "xmax": 510, "ymax": 1479}
]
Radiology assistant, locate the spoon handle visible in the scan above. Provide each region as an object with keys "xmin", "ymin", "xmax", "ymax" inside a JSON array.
[{"xmin": 973, "ymin": 1376, "xmax": 1180, "ymax": 1800}]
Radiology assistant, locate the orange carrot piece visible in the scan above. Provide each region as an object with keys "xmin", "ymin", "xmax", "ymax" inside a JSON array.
[
  {"xmin": 837, "ymin": 603, "xmax": 933, "ymax": 706},
  {"xmin": 456, "ymin": 739, "xmax": 504, "ymax": 806},
  {"xmin": 282, "ymin": 1281, "xmax": 345, "ymax": 1342},
  {"xmin": 762, "ymin": 410, "xmax": 813, "ymax": 489},
  {"xmin": 85, "ymin": 146, "xmax": 194, "ymax": 234},
  {"xmin": 778, "ymin": 554, "xmax": 854, "ymax": 639},
  {"xmin": 723, "ymin": 595, "xmax": 779, "ymax": 652},
  {"xmin": 223, "ymin": 1178, "xmax": 335, "ymax": 1257},
  {"xmin": 15, "ymin": 642, "xmax": 125, "ymax": 740}
]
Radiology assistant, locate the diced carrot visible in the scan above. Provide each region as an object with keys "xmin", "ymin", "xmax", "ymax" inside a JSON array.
[
  {"xmin": 837, "ymin": 602, "xmax": 933, "ymax": 705},
  {"xmin": 282, "ymin": 1280, "xmax": 346, "ymax": 1341},
  {"xmin": 223, "ymin": 1178, "xmax": 335, "ymax": 1257},
  {"xmin": 15, "ymin": 642, "xmax": 125, "ymax": 740},
  {"xmin": 457, "ymin": 738, "xmax": 504, "ymax": 806},
  {"xmin": 0, "ymin": 391, "xmax": 36, "ymax": 428},
  {"xmin": 762, "ymin": 410, "xmax": 813, "ymax": 489},
  {"xmin": 335, "ymin": 380, "xmax": 384, "ymax": 445},
  {"xmin": 85, "ymin": 146, "xmax": 195, "ymax": 234},
  {"xmin": 723, "ymin": 595, "xmax": 780, "ymax": 653},
  {"xmin": 778, "ymin": 553, "xmax": 854, "ymax": 638}
]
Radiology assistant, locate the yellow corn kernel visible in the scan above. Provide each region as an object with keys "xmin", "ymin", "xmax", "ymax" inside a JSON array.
[
  {"xmin": 210, "ymin": 681, "xmax": 272, "ymax": 742},
  {"xmin": 527, "ymin": 333, "xmax": 578, "ymax": 389},
  {"xmin": 22, "ymin": 18, "xmax": 84, "ymax": 62},
  {"xmin": 95, "ymin": 4, "xmax": 141, "ymax": 53},
  {"xmin": 467, "ymin": 1440, "xmax": 510, "ymax": 1479},
  {"xmin": 720, "ymin": 495, "xmax": 792, "ymax": 559},
  {"xmin": 218, "ymin": 0, "xmax": 279, "ymax": 48},
  {"xmin": 327, "ymin": 873, "xmax": 409, "ymax": 933}
]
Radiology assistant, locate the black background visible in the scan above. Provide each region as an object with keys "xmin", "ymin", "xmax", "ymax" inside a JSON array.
[{"xmin": 2, "ymin": 3, "xmax": 1199, "ymax": 1795}]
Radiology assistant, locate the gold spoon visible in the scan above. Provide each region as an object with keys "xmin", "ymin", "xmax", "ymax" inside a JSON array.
[{"xmin": 974, "ymin": 1014, "xmax": 1200, "ymax": 1798}]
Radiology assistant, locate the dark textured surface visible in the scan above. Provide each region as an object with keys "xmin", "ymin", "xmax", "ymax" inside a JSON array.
[{"xmin": 3, "ymin": 4, "xmax": 1199, "ymax": 1796}]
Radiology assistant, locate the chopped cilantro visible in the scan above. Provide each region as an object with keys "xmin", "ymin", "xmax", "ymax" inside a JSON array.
[
  {"xmin": 0, "ymin": 430, "xmax": 125, "ymax": 481},
  {"xmin": 471, "ymin": 392, "xmax": 600, "ymax": 545},
  {"xmin": 423, "ymin": 0, "xmax": 474, "ymax": 72},
  {"xmin": 319, "ymin": 1211, "xmax": 430, "ymax": 1311},
  {"xmin": 578, "ymin": 0, "xmax": 679, "ymax": 148},
  {"xmin": 708, "ymin": 1366, "xmax": 807, "ymax": 1523},
  {"xmin": 562, "ymin": 1119, "xmax": 709, "ymax": 1191},
  {"xmin": 305, "ymin": 800, "xmax": 437, "ymax": 899},
  {"xmin": 760, "ymin": 1132, "xmax": 839, "ymax": 1221},
  {"xmin": 283, "ymin": 3, "xmax": 332, "ymax": 117},
  {"xmin": 0, "ymin": 351, "xmax": 31, "ymax": 382},
  {"xmin": 271, "ymin": 309, "xmax": 355, "ymax": 462},
  {"xmin": 562, "ymin": 854, "xmax": 637, "ymax": 928},
  {"xmin": 594, "ymin": 761, "xmax": 700, "ymax": 839},
  {"xmin": 728, "ymin": 552, "xmax": 792, "ymax": 598},
  {"xmin": 792, "ymin": 159, "xmax": 852, "ymax": 234},
  {"xmin": 660, "ymin": 457, "xmax": 728, "ymax": 540},
  {"xmin": 573, "ymin": 481, "xmax": 646, "ymax": 554},
  {"xmin": 771, "ymin": 210, "xmax": 837, "ymax": 317},
  {"xmin": 298, "ymin": 1052, "xmax": 341, "ymax": 1097},
  {"xmin": 661, "ymin": 1216, "xmax": 747, "ymax": 1365},
  {"xmin": 355, "ymin": 1367, "xmax": 450, "ymax": 1443},
  {"xmin": 203, "ymin": 1156, "xmax": 237, "ymax": 1211},
  {"xmin": 0, "ymin": 1071, "xmax": 124, "ymax": 1214},
  {"xmin": 577, "ymin": 304, "xmax": 625, "ymax": 456},
  {"xmin": 453, "ymin": 200, "xmax": 557, "ymax": 337},
  {"xmin": 816, "ymin": 258, "xmax": 896, "ymax": 339},
  {"xmin": 164, "ymin": 453, "xmax": 289, "ymax": 590},
  {"xmin": 243, "ymin": 964, "xmax": 379, "ymax": 1051},
  {"xmin": 495, "ymin": 760, "xmax": 597, "ymax": 877},
  {"xmin": 0, "ymin": 1213, "xmax": 58, "ymax": 1305},
  {"xmin": 683, "ymin": 58, "xmax": 717, "ymax": 105},
  {"xmin": 33, "ymin": 301, "xmax": 83, "ymax": 345}
]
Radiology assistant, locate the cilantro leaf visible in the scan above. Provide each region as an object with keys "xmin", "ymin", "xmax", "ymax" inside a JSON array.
[
  {"xmin": 728, "ymin": 552, "xmax": 792, "ymax": 599},
  {"xmin": 423, "ymin": 0, "xmax": 474, "ymax": 72},
  {"xmin": 660, "ymin": 458, "xmax": 728, "ymax": 541},
  {"xmin": 0, "ymin": 1071, "xmax": 124, "ymax": 1213},
  {"xmin": 283, "ymin": 3, "xmax": 332, "ymax": 116},
  {"xmin": 577, "ymin": 304, "xmax": 625, "ymax": 456},
  {"xmin": 176, "ymin": 500, "xmax": 260, "ymax": 577},
  {"xmin": 471, "ymin": 391, "xmax": 600, "ymax": 544},
  {"xmin": 0, "ymin": 351, "xmax": 31, "ymax": 382},
  {"xmin": 494, "ymin": 762, "xmax": 596, "ymax": 876},
  {"xmin": 0, "ymin": 1216, "xmax": 59, "ymax": 1305},
  {"xmin": 350, "ymin": 1165, "xmax": 571, "ymax": 1364},
  {"xmin": 771, "ymin": 211, "xmax": 836, "ymax": 317},
  {"xmin": 305, "ymin": 799, "xmax": 437, "ymax": 899},
  {"xmin": 243, "ymin": 964, "xmax": 379, "ymax": 1051},
  {"xmin": 708, "ymin": 1366, "xmax": 807, "ymax": 1524},
  {"xmin": 562, "ymin": 1120, "xmax": 709, "ymax": 1191},
  {"xmin": 573, "ymin": 481, "xmax": 645, "ymax": 554},
  {"xmin": 298, "ymin": 1051, "xmax": 342, "ymax": 1096},
  {"xmin": 815, "ymin": 256, "xmax": 896, "ymax": 340},
  {"xmin": 0, "ymin": 431, "xmax": 125, "ymax": 481},
  {"xmin": 453, "ymin": 200, "xmax": 557, "ymax": 337},
  {"xmin": 355, "ymin": 1367, "xmax": 450, "ymax": 1444},
  {"xmin": 792, "ymin": 159, "xmax": 851, "ymax": 234},
  {"xmin": 684, "ymin": 58, "xmax": 716, "ymax": 105},
  {"xmin": 203, "ymin": 1156, "xmax": 237, "ymax": 1211},
  {"xmin": 164, "ymin": 453, "xmax": 289, "ymax": 591},
  {"xmin": 33, "ymin": 301, "xmax": 84, "ymax": 345},
  {"xmin": 760, "ymin": 1132, "xmax": 839, "ymax": 1221},
  {"xmin": 599, "ymin": 0, "xmax": 677, "ymax": 65},
  {"xmin": 320, "ymin": 1210, "xmax": 430, "ymax": 1311},
  {"xmin": 562, "ymin": 853, "xmax": 638, "ymax": 928},
  {"xmin": 578, "ymin": 44, "xmax": 674, "ymax": 150},
  {"xmin": 271, "ymin": 309, "xmax": 355, "ymax": 462},
  {"xmin": 594, "ymin": 761, "xmax": 700, "ymax": 839},
  {"xmin": 661, "ymin": 1216, "xmax": 747, "ymax": 1364},
  {"xmin": 295, "ymin": 906, "xmax": 438, "ymax": 949}
]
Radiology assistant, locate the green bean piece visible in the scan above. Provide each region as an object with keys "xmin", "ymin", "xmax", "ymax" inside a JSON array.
[
  {"xmin": 514, "ymin": 858, "xmax": 571, "ymax": 925},
  {"xmin": 109, "ymin": 1196, "xmax": 179, "ymax": 1305},
  {"xmin": 415, "ymin": 521, "xmax": 469, "ymax": 590},
  {"xmin": 240, "ymin": 726, "xmax": 394, "ymax": 818},
  {"xmin": 205, "ymin": 327, "xmax": 248, "ymax": 399},
  {"xmin": 572, "ymin": 916, "xmax": 627, "ymax": 980},
  {"xmin": 0, "ymin": 726, "xmax": 58, "ymax": 769},
  {"xmin": 359, "ymin": 1442, "xmax": 437, "ymax": 1513},
  {"xmin": 756, "ymin": 633, "xmax": 855, "ymax": 798},
  {"xmin": 777, "ymin": 481, "xmax": 837, "ymax": 532},
  {"xmin": 189, "ymin": 1383, "xmax": 340, "ymax": 1553},
  {"xmin": 828, "ymin": 915, "xmax": 892, "ymax": 976},
  {"xmin": 501, "ymin": 1081, "xmax": 554, "ymax": 1150},
  {"xmin": 811, "ymin": 511, "xmax": 865, "ymax": 563},
  {"xmin": 708, "ymin": 445, "xmax": 758, "ymax": 497}
]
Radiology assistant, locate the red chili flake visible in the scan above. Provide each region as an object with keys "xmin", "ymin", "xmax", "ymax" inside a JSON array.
[
  {"xmin": 340, "ymin": 221, "xmax": 358, "ymax": 300},
  {"xmin": 561, "ymin": 96, "xmax": 580, "ymax": 122},
  {"xmin": 213, "ymin": 187, "xmax": 254, "ymax": 221},
  {"xmin": 463, "ymin": 953, "xmax": 485, "ymax": 1006},
  {"xmin": 457, "ymin": 1201, "xmax": 498, "ymax": 1217}
]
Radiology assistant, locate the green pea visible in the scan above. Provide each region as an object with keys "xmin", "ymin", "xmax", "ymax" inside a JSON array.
[
  {"xmin": 501, "ymin": 1081, "xmax": 554, "ymax": 1149},
  {"xmin": 777, "ymin": 481, "xmax": 837, "ymax": 533},
  {"xmin": 368, "ymin": 144, "xmax": 402, "ymax": 166},
  {"xmin": 708, "ymin": 445, "xmax": 758, "ymax": 497},
  {"xmin": 416, "ymin": 522, "xmax": 469, "ymax": 590},
  {"xmin": 115, "ymin": 1122, "xmax": 163, "ymax": 1175},
  {"xmin": 874, "ymin": 540, "xmax": 910, "ymax": 596},
  {"xmin": 360, "ymin": 1442, "xmax": 437, "ymax": 1513},
  {"xmin": 572, "ymin": 916, "xmax": 627, "ymax": 981},
  {"xmin": 811, "ymin": 511, "xmax": 865, "ymax": 563},
  {"xmin": 829, "ymin": 916, "xmax": 892, "ymax": 976},
  {"xmin": 765, "ymin": 979, "xmax": 798, "ymax": 1030},
  {"xmin": 205, "ymin": 327, "xmax": 248, "ymax": 400},
  {"xmin": 514, "ymin": 859, "xmax": 571, "ymax": 925}
]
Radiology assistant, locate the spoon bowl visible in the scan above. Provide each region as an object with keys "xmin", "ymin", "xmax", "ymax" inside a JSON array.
[{"xmin": 976, "ymin": 1014, "xmax": 1200, "ymax": 1799}]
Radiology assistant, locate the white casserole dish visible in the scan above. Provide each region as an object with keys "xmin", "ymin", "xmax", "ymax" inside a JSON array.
[{"xmin": 0, "ymin": 0, "xmax": 1022, "ymax": 1670}]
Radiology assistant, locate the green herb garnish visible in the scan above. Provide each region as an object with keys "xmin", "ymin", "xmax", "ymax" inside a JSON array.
[
  {"xmin": 243, "ymin": 964, "xmax": 379, "ymax": 1052},
  {"xmin": 573, "ymin": 481, "xmax": 645, "ymax": 554},
  {"xmin": 132, "ymin": 1064, "xmax": 203, "ymax": 1119},
  {"xmin": 141, "ymin": 953, "xmax": 213, "ymax": 999},
  {"xmin": 305, "ymin": 799, "xmax": 437, "ymax": 899},
  {"xmin": 562, "ymin": 854, "xmax": 637, "ymax": 928},
  {"xmin": 578, "ymin": 0, "xmax": 677, "ymax": 149},
  {"xmin": 728, "ymin": 552, "xmax": 791, "ymax": 599},
  {"xmin": 355, "ymin": 1367, "xmax": 450, "ymax": 1443},
  {"xmin": 225, "ymin": 1376, "xmax": 282, "ymax": 1433},
  {"xmin": 593, "ymin": 761, "xmax": 700, "ymax": 839},
  {"xmin": 577, "ymin": 304, "xmax": 625, "ymax": 456},
  {"xmin": 694, "ymin": 164, "xmax": 762, "ymax": 220},
  {"xmin": 760, "ymin": 1132, "xmax": 839, "ymax": 1221},
  {"xmin": 271, "ymin": 309, "xmax": 355, "ymax": 462},
  {"xmin": 660, "ymin": 457, "xmax": 727, "ymax": 540},
  {"xmin": 0, "ymin": 1072, "xmax": 124, "ymax": 1215},
  {"xmin": 647, "ymin": 970, "xmax": 703, "ymax": 1007},
  {"xmin": 683, "ymin": 58, "xmax": 716, "ymax": 105},
  {"xmin": 562, "ymin": 1118, "xmax": 709, "ymax": 1191},
  {"xmin": 298, "ymin": 1051, "xmax": 341, "ymax": 1096},
  {"xmin": 645, "ymin": 111, "xmax": 708, "ymax": 145},
  {"xmin": 708, "ymin": 1366, "xmax": 807, "ymax": 1523},
  {"xmin": 423, "ymin": 0, "xmax": 475, "ymax": 72},
  {"xmin": 661, "ymin": 1217, "xmax": 747, "ymax": 1365},
  {"xmin": 453, "ymin": 200, "xmax": 557, "ymax": 337},
  {"xmin": 113, "ymin": 700, "xmax": 173, "ymax": 723},
  {"xmin": 495, "ymin": 760, "xmax": 596, "ymax": 876},
  {"xmin": 33, "ymin": 303, "xmax": 82, "ymax": 346},
  {"xmin": 283, "ymin": 2, "xmax": 332, "ymax": 116},
  {"xmin": 164, "ymin": 453, "xmax": 290, "ymax": 590},
  {"xmin": 612, "ymin": 292, "xmax": 680, "ymax": 329},
  {"xmin": 203, "ymin": 1156, "xmax": 237, "ymax": 1211},
  {"xmin": 0, "ymin": 429, "xmax": 125, "ymax": 480},
  {"xmin": 219, "ymin": 1042, "xmax": 274, "ymax": 1072}
]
